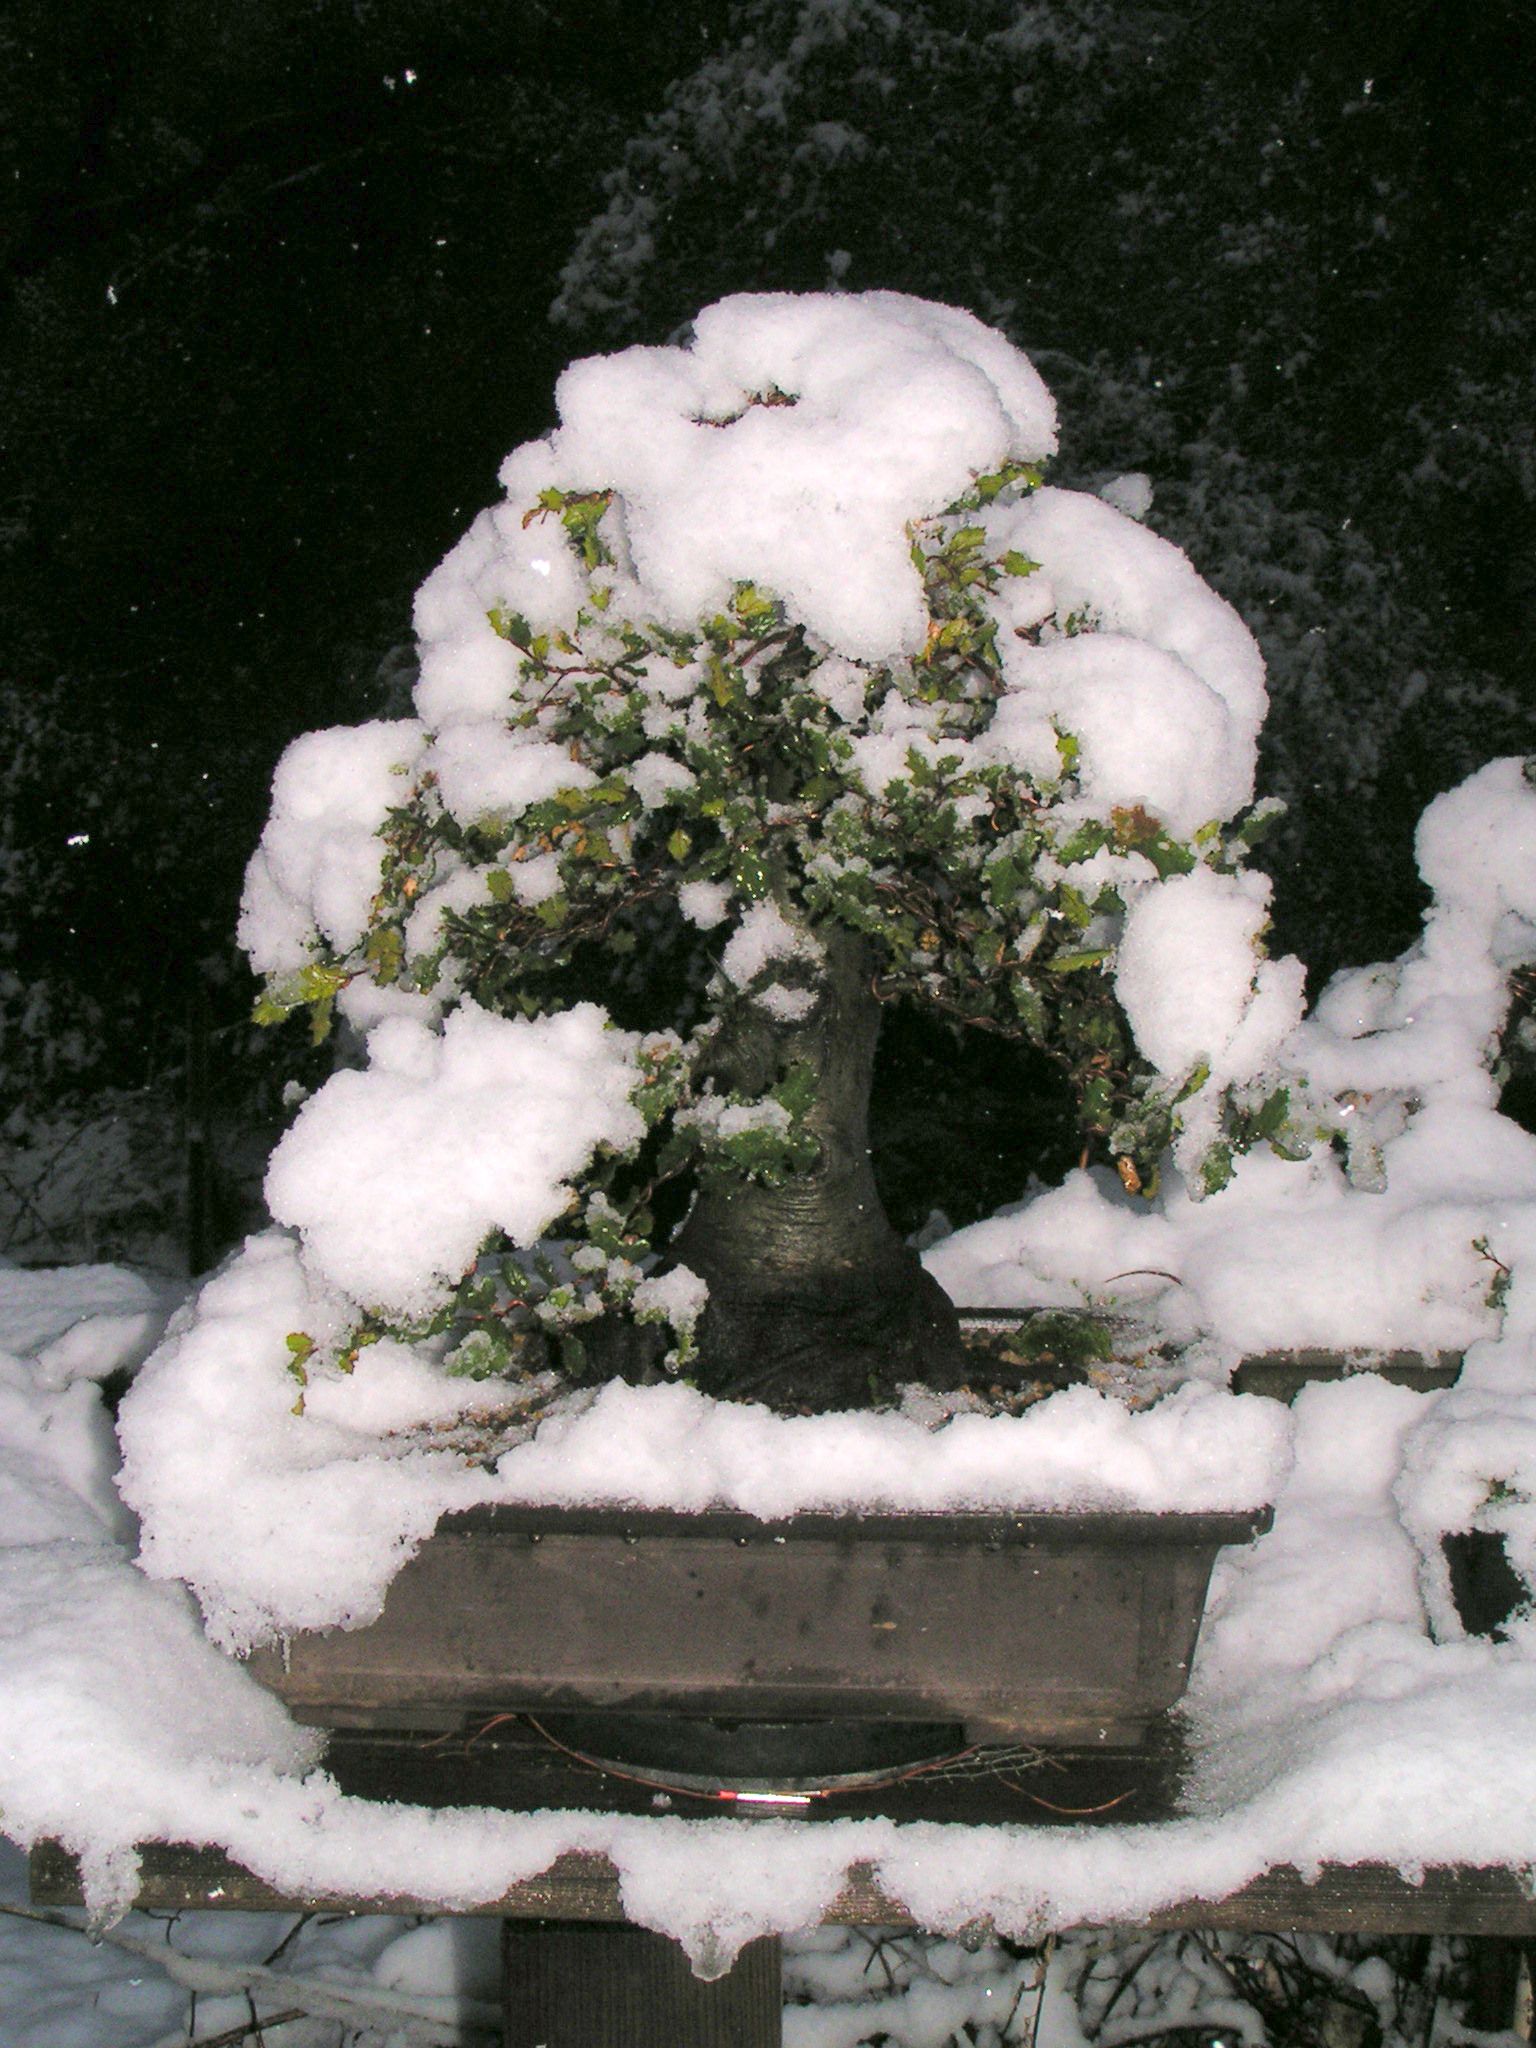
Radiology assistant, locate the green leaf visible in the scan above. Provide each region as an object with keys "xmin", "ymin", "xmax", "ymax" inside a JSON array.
[
  {"xmin": 731, "ymin": 849, "xmax": 770, "ymax": 900},
  {"xmin": 1232, "ymin": 800, "xmax": 1285, "ymax": 849},
  {"xmin": 365, "ymin": 925, "xmax": 403, "ymax": 987},
  {"xmin": 1081, "ymin": 1075, "xmax": 1116, "ymax": 1125},
  {"xmin": 1048, "ymin": 947, "xmax": 1110, "ymax": 974},
  {"xmin": 1057, "ymin": 883, "xmax": 1093, "ymax": 929},
  {"xmin": 955, "ymin": 459, "xmax": 1043, "ymax": 508},
  {"xmin": 985, "ymin": 852, "xmax": 1029, "ymax": 908},
  {"xmin": 559, "ymin": 1332, "xmax": 589, "ymax": 1377},
  {"xmin": 1079, "ymin": 1009, "xmax": 1122, "ymax": 1053},
  {"xmin": 707, "ymin": 659, "xmax": 739, "ymax": 707},
  {"xmin": 1201, "ymin": 1143, "xmax": 1236, "ymax": 1197},
  {"xmin": 1057, "ymin": 821, "xmax": 1112, "ymax": 865},
  {"xmin": 1177, "ymin": 1062, "xmax": 1212, "ymax": 1101},
  {"xmin": 654, "ymin": 1127, "xmax": 700, "ymax": 1181},
  {"xmin": 1248, "ymin": 1086, "xmax": 1292, "ymax": 1142},
  {"xmin": 584, "ymin": 1208, "xmax": 626, "ymax": 1257},
  {"xmin": 1010, "ymin": 977, "xmax": 1047, "ymax": 1038},
  {"xmin": 668, "ymin": 828, "xmax": 692, "ymax": 862},
  {"xmin": 1003, "ymin": 550, "xmax": 1041, "ymax": 578},
  {"xmin": 487, "ymin": 607, "xmax": 532, "ymax": 645},
  {"xmin": 445, "ymin": 1329, "xmax": 513, "ymax": 1380},
  {"xmin": 296, "ymin": 963, "xmax": 346, "ymax": 1002},
  {"xmin": 732, "ymin": 582, "xmax": 780, "ymax": 628},
  {"xmin": 486, "ymin": 868, "xmax": 515, "ymax": 903},
  {"xmin": 1144, "ymin": 836, "xmax": 1197, "ymax": 880}
]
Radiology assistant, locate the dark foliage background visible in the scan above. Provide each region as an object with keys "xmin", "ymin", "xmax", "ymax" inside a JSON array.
[{"xmin": 2, "ymin": 0, "xmax": 1531, "ymax": 1265}]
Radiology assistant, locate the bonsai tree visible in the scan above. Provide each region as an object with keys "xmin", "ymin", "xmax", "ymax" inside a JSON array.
[{"xmin": 240, "ymin": 292, "xmax": 1305, "ymax": 1410}]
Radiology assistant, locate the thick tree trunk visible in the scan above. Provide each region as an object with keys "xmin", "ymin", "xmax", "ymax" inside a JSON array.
[{"xmin": 664, "ymin": 925, "xmax": 964, "ymax": 1408}]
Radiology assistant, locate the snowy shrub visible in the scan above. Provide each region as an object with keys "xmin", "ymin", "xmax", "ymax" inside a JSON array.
[{"xmin": 238, "ymin": 291, "xmax": 1308, "ymax": 1386}]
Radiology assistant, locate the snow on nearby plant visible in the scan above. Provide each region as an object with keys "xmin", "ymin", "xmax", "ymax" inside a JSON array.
[
  {"xmin": 236, "ymin": 290, "xmax": 1304, "ymax": 1379},
  {"xmin": 929, "ymin": 756, "xmax": 1536, "ymax": 1359}
]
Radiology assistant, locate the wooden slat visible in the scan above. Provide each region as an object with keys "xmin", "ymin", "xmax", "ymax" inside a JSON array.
[
  {"xmin": 1140, "ymin": 1865, "xmax": 1536, "ymax": 1937},
  {"xmin": 28, "ymin": 1840, "xmax": 632, "ymax": 1921},
  {"xmin": 29, "ymin": 1840, "xmax": 1536, "ymax": 1936},
  {"xmin": 503, "ymin": 1923, "xmax": 782, "ymax": 2047}
]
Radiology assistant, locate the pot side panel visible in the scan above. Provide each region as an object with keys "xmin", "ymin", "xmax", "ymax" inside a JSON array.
[{"xmin": 245, "ymin": 1526, "xmax": 1232, "ymax": 1747}]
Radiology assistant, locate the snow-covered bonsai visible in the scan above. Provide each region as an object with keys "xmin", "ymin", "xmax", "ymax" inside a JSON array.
[{"xmin": 240, "ymin": 293, "xmax": 1305, "ymax": 1409}]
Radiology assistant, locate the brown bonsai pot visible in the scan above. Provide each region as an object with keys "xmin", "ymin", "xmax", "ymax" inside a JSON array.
[{"xmin": 245, "ymin": 1500, "xmax": 1270, "ymax": 1781}]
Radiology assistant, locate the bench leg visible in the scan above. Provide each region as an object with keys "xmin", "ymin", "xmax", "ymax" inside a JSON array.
[
  {"xmin": 502, "ymin": 1919, "xmax": 783, "ymax": 2047},
  {"xmin": 1466, "ymin": 1938, "xmax": 1534, "ymax": 2037}
]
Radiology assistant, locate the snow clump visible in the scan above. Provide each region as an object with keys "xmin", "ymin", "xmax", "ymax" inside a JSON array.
[{"xmin": 264, "ymin": 1001, "xmax": 646, "ymax": 1318}]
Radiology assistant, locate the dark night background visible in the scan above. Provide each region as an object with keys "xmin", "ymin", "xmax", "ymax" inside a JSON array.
[{"xmin": 2, "ymin": 0, "xmax": 1532, "ymax": 1267}]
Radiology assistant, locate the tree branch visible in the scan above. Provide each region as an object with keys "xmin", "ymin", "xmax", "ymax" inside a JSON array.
[{"xmin": 0, "ymin": 1898, "xmax": 499, "ymax": 2044}]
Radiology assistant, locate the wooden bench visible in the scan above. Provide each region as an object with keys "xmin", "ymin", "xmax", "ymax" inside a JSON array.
[
  {"xmin": 38, "ymin": 1346, "xmax": 1518, "ymax": 2044},
  {"xmin": 33, "ymin": 1715, "xmax": 1536, "ymax": 2048},
  {"xmin": 32, "ymin": 1835, "xmax": 1536, "ymax": 2045}
]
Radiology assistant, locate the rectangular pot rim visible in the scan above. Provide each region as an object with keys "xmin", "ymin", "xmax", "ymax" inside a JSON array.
[{"xmin": 440, "ymin": 1503, "xmax": 1274, "ymax": 1546}]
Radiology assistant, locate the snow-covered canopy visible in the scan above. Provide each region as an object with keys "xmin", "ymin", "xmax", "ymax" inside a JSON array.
[{"xmin": 234, "ymin": 292, "xmax": 1298, "ymax": 1349}]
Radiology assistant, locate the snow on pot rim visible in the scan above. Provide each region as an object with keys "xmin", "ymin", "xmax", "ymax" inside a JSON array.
[{"xmin": 114, "ymin": 1228, "xmax": 1290, "ymax": 1653}]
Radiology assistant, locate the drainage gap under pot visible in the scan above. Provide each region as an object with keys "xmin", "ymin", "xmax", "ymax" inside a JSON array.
[{"xmin": 528, "ymin": 1712, "xmax": 970, "ymax": 1794}]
